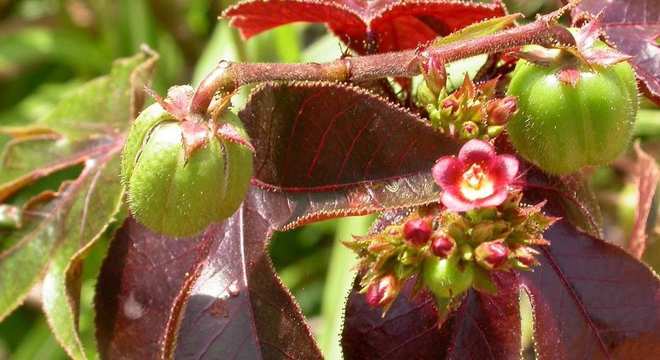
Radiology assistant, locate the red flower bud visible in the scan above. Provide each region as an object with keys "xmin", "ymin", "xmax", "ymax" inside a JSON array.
[
  {"xmin": 442, "ymin": 98, "xmax": 459, "ymax": 112},
  {"xmin": 420, "ymin": 50, "xmax": 447, "ymax": 95},
  {"xmin": 486, "ymin": 96, "xmax": 518, "ymax": 125},
  {"xmin": 475, "ymin": 240, "xmax": 510, "ymax": 270},
  {"xmin": 430, "ymin": 235, "xmax": 456, "ymax": 258},
  {"xmin": 403, "ymin": 218, "xmax": 432, "ymax": 246},
  {"xmin": 513, "ymin": 246, "xmax": 540, "ymax": 268},
  {"xmin": 365, "ymin": 275, "xmax": 399, "ymax": 308}
]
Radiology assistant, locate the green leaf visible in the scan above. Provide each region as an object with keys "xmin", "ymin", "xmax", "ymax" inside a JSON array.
[
  {"xmin": 0, "ymin": 51, "xmax": 157, "ymax": 202},
  {"xmin": 432, "ymin": 13, "xmax": 521, "ymax": 47},
  {"xmin": 39, "ymin": 53, "xmax": 158, "ymax": 140},
  {"xmin": 0, "ymin": 51, "xmax": 157, "ymax": 358},
  {"xmin": 0, "ymin": 145, "xmax": 123, "ymax": 320},
  {"xmin": 40, "ymin": 156, "xmax": 125, "ymax": 360}
]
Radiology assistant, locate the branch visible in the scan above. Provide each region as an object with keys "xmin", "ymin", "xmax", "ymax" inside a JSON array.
[{"xmin": 189, "ymin": 12, "xmax": 575, "ymax": 119}]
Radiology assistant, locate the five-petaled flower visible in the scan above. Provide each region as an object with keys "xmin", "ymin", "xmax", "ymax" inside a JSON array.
[{"xmin": 432, "ymin": 139, "xmax": 519, "ymax": 212}]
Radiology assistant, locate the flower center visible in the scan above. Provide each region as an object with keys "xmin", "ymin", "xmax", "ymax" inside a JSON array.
[{"xmin": 459, "ymin": 164, "xmax": 495, "ymax": 201}]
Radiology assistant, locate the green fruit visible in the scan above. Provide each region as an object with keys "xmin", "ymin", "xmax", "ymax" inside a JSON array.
[
  {"xmin": 422, "ymin": 253, "xmax": 474, "ymax": 299},
  {"xmin": 506, "ymin": 55, "xmax": 638, "ymax": 174},
  {"xmin": 121, "ymin": 103, "xmax": 253, "ymax": 237}
]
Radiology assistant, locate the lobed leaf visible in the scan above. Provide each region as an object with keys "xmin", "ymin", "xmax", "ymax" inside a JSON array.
[
  {"xmin": 40, "ymin": 150, "xmax": 125, "ymax": 360},
  {"xmin": 0, "ymin": 141, "xmax": 122, "ymax": 320},
  {"xmin": 0, "ymin": 51, "xmax": 157, "ymax": 358},
  {"xmin": 573, "ymin": 0, "xmax": 660, "ymax": 104},
  {"xmin": 0, "ymin": 52, "xmax": 157, "ymax": 202},
  {"xmin": 225, "ymin": 0, "xmax": 505, "ymax": 54}
]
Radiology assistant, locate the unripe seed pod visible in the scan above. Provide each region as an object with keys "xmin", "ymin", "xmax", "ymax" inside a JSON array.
[
  {"xmin": 403, "ymin": 218, "xmax": 432, "ymax": 246},
  {"xmin": 430, "ymin": 234, "xmax": 455, "ymax": 258},
  {"xmin": 507, "ymin": 49, "xmax": 638, "ymax": 174},
  {"xmin": 122, "ymin": 96, "xmax": 253, "ymax": 237},
  {"xmin": 422, "ymin": 253, "xmax": 474, "ymax": 299},
  {"xmin": 475, "ymin": 240, "xmax": 510, "ymax": 270}
]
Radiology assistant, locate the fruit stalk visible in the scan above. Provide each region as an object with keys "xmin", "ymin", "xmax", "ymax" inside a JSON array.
[{"xmin": 189, "ymin": 12, "xmax": 575, "ymax": 118}]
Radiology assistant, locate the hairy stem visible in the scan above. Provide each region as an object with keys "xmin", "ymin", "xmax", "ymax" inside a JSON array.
[{"xmin": 190, "ymin": 14, "xmax": 575, "ymax": 118}]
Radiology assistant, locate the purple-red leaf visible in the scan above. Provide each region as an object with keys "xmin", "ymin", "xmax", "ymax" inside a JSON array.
[
  {"xmin": 240, "ymin": 81, "xmax": 457, "ymax": 227},
  {"xmin": 342, "ymin": 278, "xmax": 446, "ymax": 359},
  {"xmin": 342, "ymin": 272, "xmax": 521, "ymax": 359},
  {"xmin": 573, "ymin": 0, "xmax": 660, "ymax": 104},
  {"xmin": 170, "ymin": 188, "xmax": 321, "ymax": 359},
  {"xmin": 225, "ymin": 0, "xmax": 505, "ymax": 54},
  {"xmin": 520, "ymin": 198, "xmax": 660, "ymax": 358},
  {"xmin": 96, "ymin": 187, "xmax": 322, "ymax": 359},
  {"xmin": 95, "ymin": 217, "xmax": 209, "ymax": 359}
]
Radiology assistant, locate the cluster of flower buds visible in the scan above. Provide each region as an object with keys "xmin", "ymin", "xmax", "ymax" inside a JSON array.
[
  {"xmin": 415, "ymin": 74, "xmax": 517, "ymax": 141},
  {"xmin": 344, "ymin": 140, "xmax": 556, "ymax": 312},
  {"xmin": 345, "ymin": 190, "xmax": 556, "ymax": 313}
]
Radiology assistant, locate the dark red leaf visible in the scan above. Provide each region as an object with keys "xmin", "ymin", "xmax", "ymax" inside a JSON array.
[
  {"xmin": 96, "ymin": 187, "xmax": 322, "ymax": 359},
  {"xmin": 342, "ymin": 278, "xmax": 446, "ymax": 359},
  {"xmin": 240, "ymin": 82, "xmax": 457, "ymax": 226},
  {"xmin": 95, "ymin": 217, "xmax": 210, "ymax": 359},
  {"xmin": 520, "ymin": 193, "xmax": 660, "ymax": 358},
  {"xmin": 225, "ymin": 0, "xmax": 506, "ymax": 54},
  {"xmin": 241, "ymin": 82, "xmax": 457, "ymax": 189},
  {"xmin": 169, "ymin": 188, "xmax": 321, "ymax": 359},
  {"xmin": 342, "ymin": 272, "xmax": 521, "ymax": 359},
  {"xmin": 573, "ymin": 0, "xmax": 660, "ymax": 104}
]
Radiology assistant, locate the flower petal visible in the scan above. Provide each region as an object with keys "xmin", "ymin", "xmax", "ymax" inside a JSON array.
[
  {"xmin": 476, "ymin": 188, "xmax": 509, "ymax": 208},
  {"xmin": 489, "ymin": 154, "xmax": 519, "ymax": 187},
  {"xmin": 458, "ymin": 139, "xmax": 496, "ymax": 165},
  {"xmin": 441, "ymin": 191, "xmax": 475, "ymax": 212},
  {"xmin": 432, "ymin": 156, "xmax": 463, "ymax": 189}
]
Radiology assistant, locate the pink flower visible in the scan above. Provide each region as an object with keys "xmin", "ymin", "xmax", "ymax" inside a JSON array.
[{"xmin": 432, "ymin": 139, "xmax": 519, "ymax": 212}]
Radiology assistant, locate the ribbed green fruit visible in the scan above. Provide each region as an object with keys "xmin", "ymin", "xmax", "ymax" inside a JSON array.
[
  {"xmin": 507, "ymin": 57, "xmax": 638, "ymax": 174},
  {"xmin": 121, "ymin": 103, "xmax": 253, "ymax": 237},
  {"xmin": 422, "ymin": 253, "xmax": 474, "ymax": 299}
]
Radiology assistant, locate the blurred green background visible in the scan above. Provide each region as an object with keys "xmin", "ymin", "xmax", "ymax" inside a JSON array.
[{"xmin": 0, "ymin": 0, "xmax": 657, "ymax": 359}]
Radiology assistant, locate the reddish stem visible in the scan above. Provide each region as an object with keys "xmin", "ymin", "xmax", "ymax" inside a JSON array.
[{"xmin": 190, "ymin": 14, "xmax": 574, "ymax": 118}]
